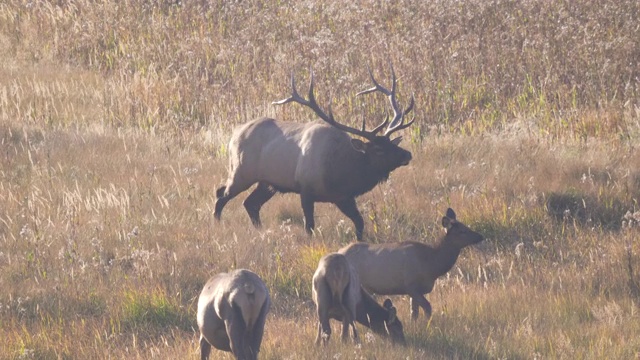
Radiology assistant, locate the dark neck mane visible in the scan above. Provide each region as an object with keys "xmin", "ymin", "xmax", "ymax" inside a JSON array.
[{"xmin": 324, "ymin": 147, "xmax": 391, "ymax": 198}]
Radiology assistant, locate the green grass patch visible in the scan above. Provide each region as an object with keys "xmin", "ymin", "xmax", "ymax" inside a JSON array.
[{"xmin": 118, "ymin": 288, "xmax": 191, "ymax": 333}]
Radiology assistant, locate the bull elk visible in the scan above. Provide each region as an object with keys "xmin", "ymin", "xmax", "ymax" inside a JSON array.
[
  {"xmin": 197, "ymin": 269, "xmax": 270, "ymax": 360},
  {"xmin": 214, "ymin": 65, "xmax": 416, "ymax": 240},
  {"xmin": 312, "ymin": 252, "xmax": 405, "ymax": 345},
  {"xmin": 339, "ymin": 208, "xmax": 483, "ymax": 320}
]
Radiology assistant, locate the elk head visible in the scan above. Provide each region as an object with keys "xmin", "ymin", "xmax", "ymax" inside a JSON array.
[
  {"xmin": 442, "ymin": 208, "xmax": 484, "ymax": 248},
  {"xmin": 382, "ymin": 298, "xmax": 405, "ymax": 344}
]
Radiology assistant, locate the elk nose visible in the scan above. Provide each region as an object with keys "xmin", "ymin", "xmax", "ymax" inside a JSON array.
[{"xmin": 401, "ymin": 152, "xmax": 412, "ymax": 165}]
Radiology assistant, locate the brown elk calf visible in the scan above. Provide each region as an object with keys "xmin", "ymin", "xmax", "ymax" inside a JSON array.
[
  {"xmin": 312, "ymin": 253, "xmax": 361, "ymax": 345},
  {"xmin": 340, "ymin": 208, "xmax": 483, "ymax": 320},
  {"xmin": 197, "ymin": 269, "xmax": 270, "ymax": 360}
]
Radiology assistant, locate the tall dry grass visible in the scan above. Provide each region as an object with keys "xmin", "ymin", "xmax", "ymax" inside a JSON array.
[{"xmin": 1, "ymin": 0, "xmax": 639, "ymax": 359}]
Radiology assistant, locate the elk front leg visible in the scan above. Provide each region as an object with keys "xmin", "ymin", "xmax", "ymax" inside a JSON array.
[
  {"xmin": 335, "ymin": 197, "xmax": 364, "ymax": 241},
  {"xmin": 301, "ymin": 192, "xmax": 315, "ymax": 235},
  {"xmin": 409, "ymin": 293, "xmax": 432, "ymax": 320}
]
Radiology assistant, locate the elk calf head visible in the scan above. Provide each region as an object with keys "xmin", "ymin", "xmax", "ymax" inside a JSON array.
[
  {"xmin": 441, "ymin": 208, "xmax": 484, "ymax": 249},
  {"xmin": 381, "ymin": 298, "xmax": 405, "ymax": 343}
]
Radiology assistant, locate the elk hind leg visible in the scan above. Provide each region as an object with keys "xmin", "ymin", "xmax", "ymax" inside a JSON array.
[
  {"xmin": 248, "ymin": 298, "xmax": 269, "ymax": 358},
  {"xmin": 340, "ymin": 306, "xmax": 359, "ymax": 344},
  {"xmin": 243, "ymin": 182, "xmax": 276, "ymax": 227},
  {"xmin": 226, "ymin": 317, "xmax": 247, "ymax": 359},
  {"xmin": 214, "ymin": 179, "xmax": 254, "ymax": 220},
  {"xmin": 199, "ymin": 336, "xmax": 211, "ymax": 360},
  {"xmin": 315, "ymin": 283, "xmax": 332, "ymax": 345}
]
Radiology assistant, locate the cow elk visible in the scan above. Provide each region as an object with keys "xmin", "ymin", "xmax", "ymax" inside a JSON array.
[
  {"xmin": 214, "ymin": 65, "xmax": 415, "ymax": 240},
  {"xmin": 339, "ymin": 208, "xmax": 484, "ymax": 320},
  {"xmin": 197, "ymin": 269, "xmax": 270, "ymax": 360}
]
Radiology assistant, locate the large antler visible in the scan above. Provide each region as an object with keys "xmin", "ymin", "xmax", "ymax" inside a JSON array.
[
  {"xmin": 357, "ymin": 63, "xmax": 415, "ymax": 137},
  {"xmin": 272, "ymin": 72, "xmax": 386, "ymax": 141}
]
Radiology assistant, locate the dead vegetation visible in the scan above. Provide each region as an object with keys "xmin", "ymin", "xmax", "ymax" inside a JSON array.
[{"xmin": 1, "ymin": 0, "xmax": 639, "ymax": 359}]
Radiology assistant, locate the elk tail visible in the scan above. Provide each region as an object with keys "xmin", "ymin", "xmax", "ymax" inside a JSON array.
[{"xmin": 243, "ymin": 282, "xmax": 256, "ymax": 295}]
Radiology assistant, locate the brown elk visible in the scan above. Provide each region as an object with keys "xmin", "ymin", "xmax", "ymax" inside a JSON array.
[
  {"xmin": 344, "ymin": 289, "xmax": 405, "ymax": 344},
  {"xmin": 197, "ymin": 269, "xmax": 270, "ymax": 360},
  {"xmin": 339, "ymin": 208, "xmax": 483, "ymax": 320},
  {"xmin": 312, "ymin": 253, "xmax": 361, "ymax": 345},
  {"xmin": 312, "ymin": 253, "xmax": 405, "ymax": 345},
  {"xmin": 214, "ymin": 65, "xmax": 415, "ymax": 240}
]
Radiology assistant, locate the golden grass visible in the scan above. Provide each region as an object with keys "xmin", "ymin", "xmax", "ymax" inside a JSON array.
[{"xmin": 1, "ymin": 0, "xmax": 640, "ymax": 359}]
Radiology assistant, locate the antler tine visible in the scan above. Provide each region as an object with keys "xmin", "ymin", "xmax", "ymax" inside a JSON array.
[
  {"xmin": 356, "ymin": 63, "xmax": 415, "ymax": 137},
  {"xmin": 356, "ymin": 66, "xmax": 384, "ymax": 97},
  {"xmin": 384, "ymin": 94, "xmax": 416, "ymax": 136},
  {"xmin": 274, "ymin": 71, "xmax": 377, "ymax": 140},
  {"xmin": 272, "ymin": 72, "xmax": 305, "ymax": 106},
  {"xmin": 385, "ymin": 62, "xmax": 404, "ymax": 129}
]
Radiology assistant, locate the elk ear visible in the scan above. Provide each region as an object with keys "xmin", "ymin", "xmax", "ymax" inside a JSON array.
[
  {"xmin": 382, "ymin": 299, "xmax": 397, "ymax": 321},
  {"xmin": 446, "ymin": 208, "xmax": 457, "ymax": 220},
  {"xmin": 383, "ymin": 299, "xmax": 393, "ymax": 309},
  {"xmin": 391, "ymin": 136, "xmax": 403, "ymax": 145},
  {"xmin": 388, "ymin": 306, "xmax": 398, "ymax": 322},
  {"xmin": 442, "ymin": 216, "xmax": 453, "ymax": 229},
  {"xmin": 351, "ymin": 138, "xmax": 367, "ymax": 153}
]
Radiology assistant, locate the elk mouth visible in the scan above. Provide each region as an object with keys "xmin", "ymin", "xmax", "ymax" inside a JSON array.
[{"xmin": 399, "ymin": 153, "xmax": 412, "ymax": 166}]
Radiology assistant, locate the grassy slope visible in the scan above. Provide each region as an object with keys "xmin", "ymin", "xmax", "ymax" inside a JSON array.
[{"xmin": 1, "ymin": 1, "xmax": 640, "ymax": 359}]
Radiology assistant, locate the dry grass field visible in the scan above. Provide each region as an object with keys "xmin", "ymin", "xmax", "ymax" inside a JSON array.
[{"xmin": 1, "ymin": 1, "xmax": 640, "ymax": 359}]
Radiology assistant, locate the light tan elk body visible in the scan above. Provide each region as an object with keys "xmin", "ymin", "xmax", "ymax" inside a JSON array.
[
  {"xmin": 339, "ymin": 208, "xmax": 483, "ymax": 320},
  {"xmin": 214, "ymin": 65, "xmax": 415, "ymax": 240},
  {"xmin": 197, "ymin": 269, "xmax": 270, "ymax": 360},
  {"xmin": 312, "ymin": 253, "xmax": 361, "ymax": 345}
]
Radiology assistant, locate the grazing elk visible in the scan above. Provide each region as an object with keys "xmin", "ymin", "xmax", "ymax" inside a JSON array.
[
  {"xmin": 313, "ymin": 253, "xmax": 406, "ymax": 345},
  {"xmin": 339, "ymin": 208, "xmax": 483, "ymax": 320},
  {"xmin": 214, "ymin": 65, "xmax": 415, "ymax": 240},
  {"xmin": 347, "ymin": 289, "xmax": 405, "ymax": 344},
  {"xmin": 312, "ymin": 253, "xmax": 361, "ymax": 345},
  {"xmin": 197, "ymin": 269, "xmax": 270, "ymax": 360}
]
